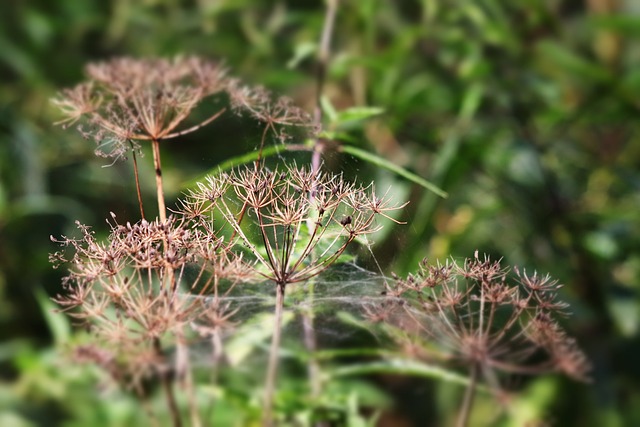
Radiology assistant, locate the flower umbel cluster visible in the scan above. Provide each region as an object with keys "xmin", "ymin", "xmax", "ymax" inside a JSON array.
[
  {"xmin": 50, "ymin": 214, "xmax": 255, "ymax": 393},
  {"xmin": 372, "ymin": 252, "xmax": 590, "ymax": 391},
  {"xmin": 179, "ymin": 163, "xmax": 405, "ymax": 422},
  {"xmin": 367, "ymin": 253, "xmax": 589, "ymax": 426},
  {"xmin": 181, "ymin": 164, "xmax": 405, "ymax": 288},
  {"xmin": 52, "ymin": 56, "xmax": 229, "ymax": 158}
]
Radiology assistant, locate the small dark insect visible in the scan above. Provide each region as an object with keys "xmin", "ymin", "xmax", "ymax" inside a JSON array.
[{"xmin": 340, "ymin": 216, "xmax": 352, "ymax": 226}]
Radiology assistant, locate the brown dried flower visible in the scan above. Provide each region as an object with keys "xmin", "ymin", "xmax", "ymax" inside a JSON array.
[
  {"xmin": 386, "ymin": 253, "xmax": 590, "ymax": 382},
  {"xmin": 180, "ymin": 162, "xmax": 407, "ymax": 420},
  {"xmin": 52, "ymin": 57, "xmax": 228, "ymax": 156},
  {"xmin": 375, "ymin": 252, "xmax": 590, "ymax": 425},
  {"xmin": 182, "ymin": 163, "xmax": 406, "ymax": 288},
  {"xmin": 50, "ymin": 213, "xmax": 255, "ymax": 397}
]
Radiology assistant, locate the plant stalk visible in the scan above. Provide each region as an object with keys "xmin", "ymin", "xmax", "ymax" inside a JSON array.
[
  {"xmin": 312, "ymin": 0, "xmax": 339, "ymax": 174},
  {"xmin": 151, "ymin": 138, "xmax": 166, "ymax": 222},
  {"xmin": 263, "ymin": 283, "xmax": 286, "ymax": 427},
  {"xmin": 456, "ymin": 363, "xmax": 479, "ymax": 427},
  {"xmin": 130, "ymin": 144, "xmax": 146, "ymax": 219},
  {"xmin": 153, "ymin": 337, "xmax": 182, "ymax": 427},
  {"xmin": 300, "ymin": 4, "xmax": 340, "ymax": 422}
]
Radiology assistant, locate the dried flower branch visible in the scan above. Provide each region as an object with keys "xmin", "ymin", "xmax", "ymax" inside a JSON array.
[
  {"xmin": 181, "ymin": 163, "xmax": 406, "ymax": 423},
  {"xmin": 228, "ymin": 82, "xmax": 317, "ymax": 159},
  {"xmin": 374, "ymin": 252, "xmax": 589, "ymax": 427},
  {"xmin": 52, "ymin": 54, "xmax": 406, "ymax": 426},
  {"xmin": 50, "ymin": 213, "xmax": 256, "ymax": 426},
  {"xmin": 52, "ymin": 56, "xmax": 231, "ymax": 221}
]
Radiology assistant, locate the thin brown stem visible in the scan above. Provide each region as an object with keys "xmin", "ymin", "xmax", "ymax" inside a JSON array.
[
  {"xmin": 130, "ymin": 143, "xmax": 146, "ymax": 219},
  {"xmin": 312, "ymin": 0, "xmax": 339, "ymax": 174},
  {"xmin": 305, "ymin": 4, "xmax": 339, "ymax": 407},
  {"xmin": 302, "ymin": 282, "xmax": 321, "ymax": 399},
  {"xmin": 456, "ymin": 363, "xmax": 479, "ymax": 427},
  {"xmin": 177, "ymin": 333, "xmax": 201, "ymax": 427},
  {"xmin": 153, "ymin": 337, "xmax": 182, "ymax": 427},
  {"xmin": 151, "ymin": 138, "xmax": 167, "ymax": 222},
  {"xmin": 263, "ymin": 283, "xmax": 286, "ymax": 427},
  {"xmin": 161, "ymin": 108, "xmax": 227, "ymax": 140},
  {"xmin": 306, "ymin": 1, "xmax": 342, "ymax": 393}
]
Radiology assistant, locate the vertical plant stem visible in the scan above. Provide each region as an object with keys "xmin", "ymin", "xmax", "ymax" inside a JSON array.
[
  {"xmin": 151, "ymin": 138, "xmax": 167, "ymax": 222},
  {"xmin": 302, "ymin": 280, "xmax": 321, "ymax": 398},
  {"xmin": 456, "ymin": 363, "xmax": 479, "ymax": 427},
  {"xmin": 301, "ymin": 3, "xmax": 340, "ymax": 419},
  {"xmin": 204, "ymin": 328, "xmax": 224, "ymax": 421},
  {"xmin": 153, "ymin": 337, "xmax": 182, "ymax": 427},
  {"xmin": 177, "ymin": 332, "xmax": 201, "ymax": 427},
  {"xmin": 263, "ymin": 283, "xmax": 286, "ymax": 427},
  {"xmin": 312, "ymin": 0, "xmax": 339, "ymax": 173},
  {"xmin": 134, "ymin": 383, "xmax": 161, "ymax": 427},
  {"xmin": 130, "ymin": 144, "xmax": 146, "ymax": 219}
]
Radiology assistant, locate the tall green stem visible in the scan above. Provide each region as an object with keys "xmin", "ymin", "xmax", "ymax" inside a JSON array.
[
  {"xmin": 303, "ymin": 3, "xmax": 340, "ymax": 420},
  {"xmin": 263, "ymin": 283, "xmax": 286, "ymax": 426},
  {"xmin": 456, "ymin": 363, "xmax": 479, "ymax": 427},
  {"xmin": 153, "ymin": 337, "xmax": 182, "ymax": 427},
  {"xmin": 311, "ymin": 0, "xmax": 339, "ymax": 173}
]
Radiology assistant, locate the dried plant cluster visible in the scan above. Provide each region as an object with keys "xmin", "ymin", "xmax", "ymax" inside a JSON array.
[
  {"xmin": 53, "ymin": 56, "xmax": 228, "ymax": 157},
  {"xmin": 50, "ymin": 214, "xmax": 257, "ymax": 426},
  {"xmin": 181, "ymin": 164, "xmax": 404, "ymax": 288},
  {"xmin": 369, "ymin": 252, "xmax": 590, "ymax": 425},
  {"xmin": 50, "ymin": 165, "xmax": 402, "ymax": 423},
  {"xmin": 51, "ymin": 55, "xmax": 588, "ymax": 426},
  {"xmin": 52, "ymin": 56, "xmax": 312, "ymax": 223},
  {"xmin": 179, "ymin": 164, "xmax": 405, "ymax": 421},
  {"xmin": 51, "ymin": 55, "xmax": 406, "ymax": 426}
]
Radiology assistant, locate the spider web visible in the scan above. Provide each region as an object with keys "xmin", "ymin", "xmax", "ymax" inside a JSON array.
[{"xmin": 178, "ymin": 261, "xmax": 392, "ymax": 368}]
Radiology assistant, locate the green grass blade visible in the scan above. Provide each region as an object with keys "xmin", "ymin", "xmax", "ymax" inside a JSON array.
[
  {"xmin": 340, "ymin": 145, "xmax": 448, "ymax": 198},
  {"xmin": 183, "ymin": 145, "xmax": 286, "ymax": 188},
  {"xmin": 328, "ymin": 358, "xmax": 484, "ymax": 390}
]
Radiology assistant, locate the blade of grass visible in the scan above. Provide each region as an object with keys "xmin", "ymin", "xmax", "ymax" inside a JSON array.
[
  {"xmin": 183, "ymin": 145, "xmax": 287, "ymax": 188},
  {"xmin": 328, "ymin": 358, "xmax": 486, "ymax": 391},
  {"xmin": 340, "ymin": 145, "xmax": 448, "ymax": 198}
]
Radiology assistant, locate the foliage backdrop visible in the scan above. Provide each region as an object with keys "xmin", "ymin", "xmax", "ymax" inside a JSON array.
[{"xmin": 1, "ymin": 0, "xmax": 639, "ymax": 426}]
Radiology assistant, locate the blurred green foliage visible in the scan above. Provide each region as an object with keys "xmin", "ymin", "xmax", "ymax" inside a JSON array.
[{"xmin": 1, "ymin": 0, "xmax": 640, "ymax": 425}]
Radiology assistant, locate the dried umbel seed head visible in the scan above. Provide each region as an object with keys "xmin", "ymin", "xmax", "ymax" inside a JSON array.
[
  {"xmin": 52, "ymin": 56, "xmax": 230, "ymax": 159},
  {"xmin": 227, "ymin": 81, "xmax": 317, "ymax": 145},
  {"xmin": 50, "ymin": 212, "xmax": 257, "ymax": 389},
  {"xmin": 378, "ymin": 253, "xmax": 590, "ymax": 391},
  {"xmin": 181, "ymin": 163, "xmax": 407, "ymax": 287},
  {"xmin": 53, "ymin": 56, "xmax": 317, "ymax": 162}
]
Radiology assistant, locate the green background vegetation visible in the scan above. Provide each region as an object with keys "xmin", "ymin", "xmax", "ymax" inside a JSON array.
[{"xmin": 1, "ymin": 0, "xmax": 639, "ymax": 425}]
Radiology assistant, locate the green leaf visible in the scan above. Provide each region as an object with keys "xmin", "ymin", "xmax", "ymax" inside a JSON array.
[
  {"xmin": 184, "ymin": 145, "xmax": 292, "ymax": 188},
  {"xmin": 328, "ymin": 358, "xmax": 484, "ymax": 391},
  {"xmin": 340, "ymin": 145, "xmax": 448, "ymax": 198},
  {"xmin": 287, "ymin": 42, "xmax": 317, "ymax": 69},
  {"xmin": 590, "ymin": 15, "xmax": 640, "ymax": 37},
  {"xmin": 333, "ymin": 107, "xmax": 385, "ymax": 128},
  {"xmin": 346, "ymin": 393, "xmax": 379, "ymax": 427},
  {"xmin": 34, "ymin": 288, "xmax": 70, "ymax": 345},
  {"xmin": 320, "ymin": 96, "xmax": 338, "ymax": 123},
  {"xmin": 0, "ymin": 412, "xmax": 36, "ymax": 427},
  {"xmin": 225, "ymin": 311, "xmax": 293, "ymax": 367},
  {"xmin": 536, "ymin": 40, "xmax": 610, "ymax": 82}
]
